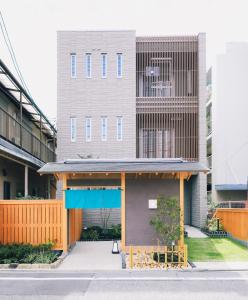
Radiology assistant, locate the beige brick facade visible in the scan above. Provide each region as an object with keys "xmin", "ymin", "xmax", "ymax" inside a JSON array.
[{"xmin": 57, "ymin": 31, "xmax": 136, "ymax": 161}]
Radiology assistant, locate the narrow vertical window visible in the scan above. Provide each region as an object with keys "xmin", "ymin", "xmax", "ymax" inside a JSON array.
[
  {"xmin": 101, "ymin": 117, "xmax": 107, "ymax": 141},
  {"xmin": 117, "ymin": 116, "xmax": 123, "ymax": 141},
  {"xmin": 70, "ymin": 117, "xmax": 77, "ymax": 142},
  {"xmin": 101, "ymin": 53, "xmax": 107, "ymax": 78},
  {"xmin": 117, "ymin": 53, "xmax": 123, "ymax": 78},
  {"xmin": 85, "ymin": 117, "xmax": 92, "ymax": 142},
  {"xmin": 70, "ymin": 53, "xmax": 76, "ymax": 78},
  {"xmin": 85, "ymin": 53, "xmax": 92, "ymax": 78}
]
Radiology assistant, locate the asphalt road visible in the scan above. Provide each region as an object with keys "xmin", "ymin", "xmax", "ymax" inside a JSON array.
[{"xmin": 0, "ymin": 270, "xmax": 248, "ymax": 300}]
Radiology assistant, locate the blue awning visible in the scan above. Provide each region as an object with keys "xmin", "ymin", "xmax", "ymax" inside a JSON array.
[{"xmin": 65, "ymin": 189, "xmax": 121, "ymax": 209}]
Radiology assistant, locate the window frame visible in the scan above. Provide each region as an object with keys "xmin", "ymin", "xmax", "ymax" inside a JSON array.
[
  {"xmin": 116, "ymin": 116, "xmax": 123, "ymax": 141},
  {"xmin": 70, "ymin": 117, "xmax": 77, "ymax": 142},
  {"xmin": 101, "ymin": 53, "xmax": 107, "ymax": 78},
  {"xmin": 101, "ymin": 117, "xmax": 108, "ymax": 141},
  {"xmin": 85, "ymin": 53, "xmax": 92, "ymax": 78},
  {"xmin": 117, "ymin": 53, "xmax": 123, "ymax": 78},
  {"xmin": 85, "ymin": 117, "xmax": 92, "ymax": 142},
  {"xmin": 70, "ymin": 53, "xmax": 77, "ymax": 78}
]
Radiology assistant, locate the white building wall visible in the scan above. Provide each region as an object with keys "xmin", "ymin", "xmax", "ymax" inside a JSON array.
[{"xmin": 212, "ymin": 43, "xmax": 248, "ymax": 201}]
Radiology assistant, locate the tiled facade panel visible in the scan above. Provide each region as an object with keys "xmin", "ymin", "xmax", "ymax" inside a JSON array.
[
  {"xmin": 190, "ymin": 33, "xmax": 207, "ymax": 227},
  {"xmin": 57, "ymin": 31, "xmax": 136, "ymax": 161}
]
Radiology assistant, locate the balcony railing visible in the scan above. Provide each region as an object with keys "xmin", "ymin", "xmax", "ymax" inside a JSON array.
[
  {"xmin": 207, "ymin": 155, "xmax": 212, "ymax": 169},
  {"xmin": 136, "ymin": 96, "xmax": 198, "ymax": 113},
  {"xmin": 0, "ymin": 107, "xmax": 56, "ymax": 163}
]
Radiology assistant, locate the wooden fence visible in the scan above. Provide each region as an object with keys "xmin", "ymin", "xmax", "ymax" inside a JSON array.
[
  {"xmin": 0, "ymin": 200, "xmax": 64, "ymax": 250},
  {"xmin": 69, "ymin": 209, "xmax": 83, "ymax": 246},
  {"xmin": 215, "ymin": 209, "xmax": 248, "ymax": 241}
]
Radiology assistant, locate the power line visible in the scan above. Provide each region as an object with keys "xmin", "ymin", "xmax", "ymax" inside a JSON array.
[{"xmin": 0, "ymin": 11, "xmax": 31, "ymax": 96}]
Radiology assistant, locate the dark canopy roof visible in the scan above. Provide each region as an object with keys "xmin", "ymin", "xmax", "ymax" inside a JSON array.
[{"xmin": 38, "ymin": 158, "xmax": 208, "ymax": 174}]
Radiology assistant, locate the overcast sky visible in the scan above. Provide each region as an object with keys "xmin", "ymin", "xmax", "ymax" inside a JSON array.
[{"xmin": 1, "ymin": 0, "xmax": 248, "ymax": 121}]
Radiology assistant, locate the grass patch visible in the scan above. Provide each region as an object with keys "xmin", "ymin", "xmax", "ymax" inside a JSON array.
[{"xmin": 185, "ymin": 237, "xmax": 248, "ymax": 262}]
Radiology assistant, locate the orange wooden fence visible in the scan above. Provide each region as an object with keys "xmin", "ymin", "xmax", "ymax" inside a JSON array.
[
  {"xmin": 215, "ymin": 208, "xmax": 248, "ymax": 241},
  {"xmin": 0, "ymin": 200, "xmax": 64, "ymax": 250},
  {"xmin": 69, "ymin": 209, "xmax": 83, "ymax": 246}
]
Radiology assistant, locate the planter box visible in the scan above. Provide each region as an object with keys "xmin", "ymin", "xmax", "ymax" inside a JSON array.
[
  {"xmin": 0, "ymin": 253, "xmax": 67, "ymax": 270},
  {"xmin": 202, "ymin": 229, "xmax": 228, "ymax": 238}
]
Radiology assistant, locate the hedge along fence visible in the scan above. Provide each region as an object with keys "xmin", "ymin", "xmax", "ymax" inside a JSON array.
[
  {"xmin": 215, "ymin": 209, "xmax": 248, "ymax": 242},
  {"xmin": 0, "ymin": 200, "xmax": 64, "ymax": 250}
]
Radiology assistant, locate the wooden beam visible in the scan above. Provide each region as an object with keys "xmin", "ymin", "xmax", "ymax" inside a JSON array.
[
  {"xmin": 179, "ymin": 173, "xmax": 185, "ymax": 246},
  {"xmin": 121, "ymin": 172, "xmax": 126, "ymax": 252},
  {"xmin": 62, "ymin": 174, "xmax": 68, "ymax": 252}
]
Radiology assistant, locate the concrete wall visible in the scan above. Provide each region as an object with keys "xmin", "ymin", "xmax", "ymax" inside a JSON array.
[
  {"xmin": 125, "ymin": 178, "xmax": 179, "ymax": 246},
  {"xmin": 57, "ymin": 31, "xmax": 136, "ymax": 161},
  {"xmin": 212, "ymin": 43, "xmax": 248, "ymax": 202}
]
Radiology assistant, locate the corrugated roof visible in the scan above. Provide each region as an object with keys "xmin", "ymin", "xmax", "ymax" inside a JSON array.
[
  {"xmin": 38, "ymin": 159, "xmax": 208, "ymax": 174},
  {"xmin": 0, "ymin": 137, "xmax": 44, "ymax": 168}
]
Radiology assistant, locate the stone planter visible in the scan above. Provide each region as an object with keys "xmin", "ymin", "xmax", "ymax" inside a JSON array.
[{"xmin": 0, "ymin": 253, "xmax": 67, "ymax": 270}]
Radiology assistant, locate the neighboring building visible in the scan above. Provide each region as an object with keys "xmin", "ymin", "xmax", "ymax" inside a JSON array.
[
  {"xmin": 0, "ymin": 59, "xmax": 56, "ymax": 199},
  {"xmin": 206, "ymin": 68, "xmax": 212, "ymax": 207},
  {"xmin": 57, "ymin": 31, "xmax": 207, "ymax": 228},
  {"xmin": 212, "ymin": 43, "xmax": 248, "ymax": 206}
]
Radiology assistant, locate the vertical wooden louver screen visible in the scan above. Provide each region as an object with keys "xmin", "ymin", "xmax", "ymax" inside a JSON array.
[{"xmin": 136, "ymin": 36, "xmax": 199, "ymax": 161}]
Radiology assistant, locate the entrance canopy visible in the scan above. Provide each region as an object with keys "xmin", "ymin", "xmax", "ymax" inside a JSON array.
[
  {"xmin": 38, "ymin": 158, "xmax": 208, "ymax": 252},
  {"xmin": 38, "ymin": 158, "xmax": 208, "ymax": 175}
]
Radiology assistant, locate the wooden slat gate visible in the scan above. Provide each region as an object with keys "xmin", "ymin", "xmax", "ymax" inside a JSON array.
[
  {"xmin": 0, "ymin": 200, "xmax": 64, "ymax": 250},
  {"xmin": 215, "ymin": 208, "xmax": 248, "ymax": 242}
]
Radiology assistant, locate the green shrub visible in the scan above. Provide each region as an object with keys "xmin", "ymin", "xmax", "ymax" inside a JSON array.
[
  {"xmin": 80, "ymin": 224, "xmax": 121, "ymax": 241},
  {"xmin": 150, "ymin": 195, "xmax": 180, "ymax": 246},
  {"xmin": 22, "ymin": 252, "xmax": 58, "ymax": 264},
  {"xmin": 0, "ymin": 243, "xmax": 59, "ymax": 264},
  {"xmin": 207, "ymin": 217, "xmax": 224, "ymax": 232},
  {"xmin": 81, "ymin": 229, "xmax": 99, "ymax": 241},
  {"xmin": 108, "ymin": 224, "xmax": 121, "ymax": 239},
  {"xmin": 89, "ymin": 226, "xmax": 103, "ymax": 235},
  {"xmin": 16, "ymin": 195, "xmax": 43, "ymax": 200}
]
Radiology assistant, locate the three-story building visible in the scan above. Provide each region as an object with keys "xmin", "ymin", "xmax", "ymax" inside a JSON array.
[{"xmin": 57, "ymin": 31, "xmax": 207, "ymax": 228}]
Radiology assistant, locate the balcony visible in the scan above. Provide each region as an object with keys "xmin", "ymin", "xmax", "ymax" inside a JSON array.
[
  {"xmin": 207, "ymin": 155, "xmax": 212, "ymax": 170},
  {"xmin": 0, "ymin": 107, "xmax": 56, "ymax": 163},
  {"xmin": 136, "ymin": 96, "xmax": 198, "ymax": 114}
]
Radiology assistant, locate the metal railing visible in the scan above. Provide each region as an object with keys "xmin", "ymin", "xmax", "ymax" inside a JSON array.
[
  {"xmin": 0, "ymin": 107, "xmax": 56, "ymax": 162},
  {"xmin": 207, "ymin": 155, "xmax": 212, "ymax": 169},
  {"xmin": 218, "ymin": 201, "xmax": 248, "ymax": 209}
]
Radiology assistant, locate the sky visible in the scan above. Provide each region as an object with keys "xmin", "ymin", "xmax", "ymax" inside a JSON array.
[{"xmin": 1, "ymin": 0, "xmax": 248, "ymax": 121}]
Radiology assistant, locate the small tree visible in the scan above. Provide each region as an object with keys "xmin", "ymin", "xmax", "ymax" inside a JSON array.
[
  {"xmin": 150, "ymin": 195, "xmax": 181, "ymax": 245},
  {"xmin": 100, "ymin": 208, "xmax": 112, "ymax": 232}
]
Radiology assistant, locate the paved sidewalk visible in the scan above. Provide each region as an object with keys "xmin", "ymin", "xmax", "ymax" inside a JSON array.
[
  {"xmin": 185, "ymin": 225, "xmax": 207, "ymax": 238},
  {"xmin": 193, "ymin": 261, "xmax": 248, "ymax": 271},
  {"xmin": 58, "ymin": 241, "xmax": 122, "ymax": 270}
]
